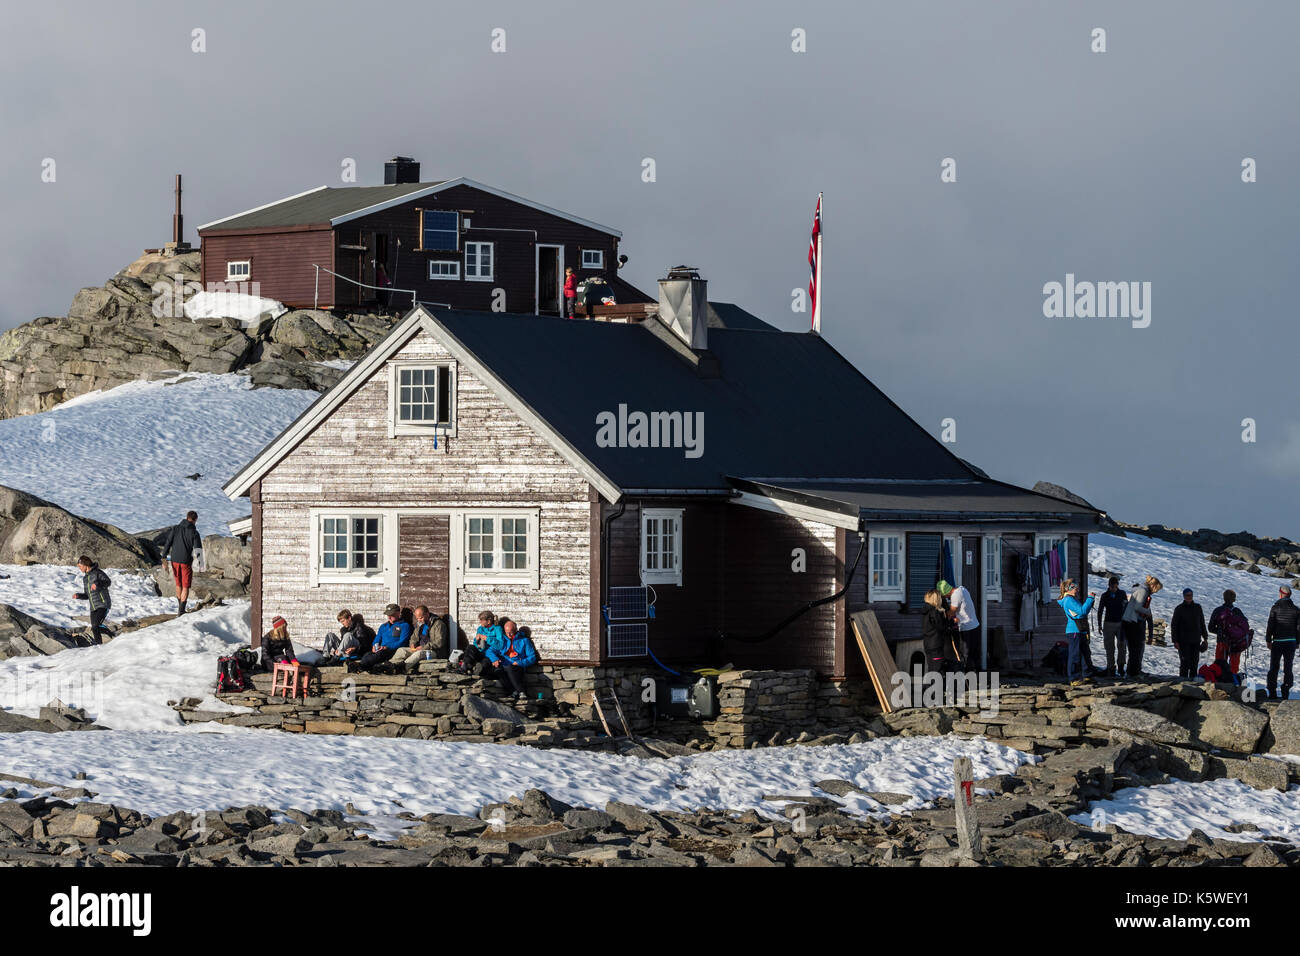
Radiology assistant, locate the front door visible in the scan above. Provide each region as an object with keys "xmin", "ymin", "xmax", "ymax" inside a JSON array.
[
  {"xmin": 537, "ymin": 245, "xmax": 562, "ymax": 314},
  {"xmin": 398, "ymin": 514, "xmax": 451, "ymax": 622}
]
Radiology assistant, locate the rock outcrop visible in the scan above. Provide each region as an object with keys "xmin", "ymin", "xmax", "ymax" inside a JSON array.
[
  {"xmin": 0, "ymin": 484, "xmax": 156, "ymax": 568},
  {"xmin": 0, "ymin": 251, "xmax": 396, "ymax": 419}
]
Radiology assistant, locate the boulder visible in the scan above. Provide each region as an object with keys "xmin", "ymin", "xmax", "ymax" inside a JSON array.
[
  {"xmin": 1087, "ymin": 703, "xmax": 1198, "ymax": 748},
  {"xmin": 0, "ymin": 604, "xmax": 48, "ymax": 645},
  {"xmin": 1176, "ymin": 699, "xmax": 1269, "ymax": 753},
  {"xmin": 149, "ymin": 565, "xmax": 247, "ymax": 600},
  {"xmin": 270, "ymin": 312, "xmax": 344, "ymax": 354},
  {"xmin": 0, "ymin": 490, "xmax": 154, "ymax": 568},
  {"xmin": 462, "ymin": 694, "xmax": 525, "ymax": 727},
  {"xmin": 201, "ymin": 534, "xmax": 253, "ymax": 581},
  {"xmin": 1261, "ymin": 700, "xmax": 1300, "ymax": 757}
]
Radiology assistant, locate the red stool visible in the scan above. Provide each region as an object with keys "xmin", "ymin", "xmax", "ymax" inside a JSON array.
[{"xmin": 271, "ymin": 661, "xmax": 311, "ymax": 699}]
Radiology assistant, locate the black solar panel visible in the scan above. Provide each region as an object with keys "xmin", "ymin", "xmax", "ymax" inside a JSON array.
[
  {"xmin": 607, "ymin": 586, "xmax": 649, "ymax": 621},
  {"xmin": 608, "ymin": 623, "xmax": 648, "ymax": 658}
]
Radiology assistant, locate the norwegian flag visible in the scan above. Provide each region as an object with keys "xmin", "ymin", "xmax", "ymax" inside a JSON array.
[{"xmin": 808, "ymin": 193, "xmax": 822, "ymax": 333}]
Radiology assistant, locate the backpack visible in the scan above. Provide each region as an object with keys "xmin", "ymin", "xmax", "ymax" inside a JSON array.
[
  {"xmin": 1220, "ymin": 608, "xmax": 1252, "ymax": 653},
  {"xmin": 233, "ymin": 646, "xmax": 260, "ymax": 674},
  {"xmin": 1042, "ymin": 641, "xmax": 1069, "ymax": 677},
  {"xmin": 216, "ymin": 655, "xmax": 248, "ymax": 693}
]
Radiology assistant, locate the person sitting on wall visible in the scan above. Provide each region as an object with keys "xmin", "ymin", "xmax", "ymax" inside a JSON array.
[
  {"xmin": 391, "ymin": 605, "xmax": 449, "ymax": 673},
  {"xmin": 487, "ymin": 619, "xmax": 539, "ymax": 700},
  {"xmin": 354, "ymin": 603, "xmax": 410, "ymax": 672},
  {"xmin": 321, "ymin": 608, "xmax": 374, "ymax": 665},
  {"xmin": 462, "ymin": 610, "xmax": 505, "ymax": 676}
]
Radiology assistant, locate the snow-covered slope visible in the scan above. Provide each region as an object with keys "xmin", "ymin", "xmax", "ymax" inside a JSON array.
[
  {"xmin": 0, "ymin": 372, "xmax": 318, "ymax": 538},
  {"xmin": 1089, "ymin": 532, "xmax": 1292, "ymax": 685}
]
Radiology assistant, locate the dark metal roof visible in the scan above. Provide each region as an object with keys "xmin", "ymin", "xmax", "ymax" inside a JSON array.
[
  {"xmin": 200, "ymin": 182, "xmax": 443, "ymax": 232},
  {"xmin": 430, "ymin": 309, "xmax": 982, "ymax": 492},
  {"xmin": 729, "ymin": 477, "xmax": 1100, "ymax": 524}
]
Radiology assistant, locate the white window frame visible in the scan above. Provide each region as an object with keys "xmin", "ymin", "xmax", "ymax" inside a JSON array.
[
  {"xmin": 640, "ymin": 508, "xmax": 683, "ymax": 586},
  {"xmin": 581, "ymin": 248, "xmax": 604, "ymax": 270},
  {"xmin": 387, "ymin": 361, "xmax": 457, "ymax": 439},
  {"xmin": 983, "ymin": 535, "xmax": 1003, "ymax": 602},
  {"xmin": 461, "ymin": 509, "xmax": 540, "ymax": 588},
  {"xmin": 311, "ymin": 511, "xmax": 385, "ymax": 586},
  {"xmin": 428, "ymin": 260, "xmax": 460, "ymax": 280},
  {"xmin": 465, "ymin": 241, "xmax": 494, "ymax": 282},
  {"xmin": 226, "ymin": 260, "xmax": 251, "ymax": 281},
  {"xmin": 868, "ymin": 530, "xmax": 905, "ymax": 601}
]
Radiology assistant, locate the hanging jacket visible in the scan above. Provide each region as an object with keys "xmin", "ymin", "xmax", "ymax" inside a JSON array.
[
  {"xmin": 487, "ymin": 633, "xmax": 539, "ymax": 668},
  {"xmin": 74, "ymin": 564, "xmax": 112, "ymax": 612},
  {"xmin": 1057, "ymin": 593, "xmax": 1095, "ymax": 634}
]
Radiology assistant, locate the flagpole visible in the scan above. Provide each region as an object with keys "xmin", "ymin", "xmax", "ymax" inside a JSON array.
[{"xmin": 812, "ymin": 191, "xmax": 823, "ymax": 334}]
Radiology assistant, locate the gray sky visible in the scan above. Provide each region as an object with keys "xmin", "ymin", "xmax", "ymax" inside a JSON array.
[{"xmin": 3, "ymin": 0, "xmax": 1297, "ymax": 538}]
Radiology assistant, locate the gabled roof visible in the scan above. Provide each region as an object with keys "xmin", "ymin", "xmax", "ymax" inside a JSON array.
[
  {"xmin": 197, "ymin": 177, "xmax": 623, "ymax": 236},
  {"xmin": 225, "ymin": 304, "xmax": 1099, "ymax": 529}
]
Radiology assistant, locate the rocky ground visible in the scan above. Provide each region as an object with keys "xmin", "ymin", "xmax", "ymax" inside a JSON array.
[
  {"xmin": 0, "ymin": 736, "xmax": 1293, "ymax": 867},
  {"xmin": 0, "ymin": 250, "xmax": 395, "ymax": 419}
]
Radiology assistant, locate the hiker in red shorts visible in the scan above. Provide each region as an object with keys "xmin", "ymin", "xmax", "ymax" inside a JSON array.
[{"xmin": 161, "ymin": 510, "xmax": 202, "ymax": 616}]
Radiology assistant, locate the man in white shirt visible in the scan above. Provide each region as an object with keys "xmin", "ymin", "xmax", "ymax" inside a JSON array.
[{"xmin": 938, "ymin": 579, "xmax": 981, "ymax": 668}]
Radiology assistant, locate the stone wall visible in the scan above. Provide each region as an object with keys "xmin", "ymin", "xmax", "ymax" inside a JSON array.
[{"xmin": 172, "ymin": 662, "xmax": 880, "ymax": 750}]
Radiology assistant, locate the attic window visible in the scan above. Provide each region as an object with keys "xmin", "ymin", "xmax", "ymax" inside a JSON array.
[
  {"xmin": 581, "ymin": 248, "xmax": 604, "ymax": 270},
  {"xmin": 388, "ymin": 362, "xmax": 456, "ymax": 438},
  {"xmin": 420, "ymin": 210, "xmax": 459, "ymax": 252}
]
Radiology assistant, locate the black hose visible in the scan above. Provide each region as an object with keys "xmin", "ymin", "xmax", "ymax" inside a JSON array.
[{"xmin": 722, "ymin": 532, "xmax": 867, "ymax": 645}]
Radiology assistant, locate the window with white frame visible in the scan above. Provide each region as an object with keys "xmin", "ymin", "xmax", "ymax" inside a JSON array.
[
  {"xmin": 641, "ymin": 508, "xmax": 683, "ymax": 586},
  {"xmin": 463, "ymin": 511, "xmax": 539, "ymax": 586},
  {"xmin": 428, "ymin": 260, "xmax": 460, "ymax": 280},
  {"xmin": 869, "ymin": 532, "xmax": 905, "ymax": 600},
  {"xmin": 388, "ymin": 362, "xmax": 454, "ymax": 437},
  {"xmin": 420, "ymin": 210, "xmax": 459, "ymax": 251},
  {"xmin": 581, "ymin": 248, "xmax": 604, "ymax": 269},
  {"xmin": 983, "ymin": 535, "xmax": 1003, "ymax": 601},
  {"xmin": 226, "ymin": 260, "xmax": 250, "ymax": 281},
  {"xmin": 465, "ymin": 242, "xmax": 494, "ymax": 281},
  {"xmin": 319, "ymin": 515, "xmax": 381, "ymax": 574}
]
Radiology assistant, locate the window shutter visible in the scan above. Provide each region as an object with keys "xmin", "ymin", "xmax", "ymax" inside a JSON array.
[{"xmin": 907, "ymin": 533, "xmax": 942, "ymax": 610}]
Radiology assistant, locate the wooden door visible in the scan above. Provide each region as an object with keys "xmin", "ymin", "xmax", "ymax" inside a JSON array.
[{"xmin": 398, "ymin": 515, "xmax": 450, "ymax": 617}]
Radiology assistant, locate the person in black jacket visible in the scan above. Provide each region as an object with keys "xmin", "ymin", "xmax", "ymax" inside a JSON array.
[
  {"xmin": 1169, "ymin": 588, "xmax": 1208, "ymax": 680},
  {"xmin": 72, "ymin": 555, "xmax": 113, "ymax": 644},
  {"xmin": 921, "ymin": 589, "xmax": 957, "ymax": 674},
  {"xmin": 160, "ymin": 510, "xmax": 202, "ymax": 616},
  {"xmin": 1096, "ymin": 577, "xmax": 1128, "ymax": 677},
  {"xmin": 1265, "ymin": 585, "xmax": 1300, "ymax": 700}
]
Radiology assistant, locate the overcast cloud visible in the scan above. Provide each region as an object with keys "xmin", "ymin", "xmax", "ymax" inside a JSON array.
[{"xmin": 2, "ymin": 1, "xmax": 1296, "ymax": 537}]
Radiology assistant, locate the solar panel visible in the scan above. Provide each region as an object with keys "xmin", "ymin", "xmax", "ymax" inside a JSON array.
[
  {"xmin": 607, "ymin": 623, "xmax": 648, "ymax": 658},
  {"xmin": 607, "ymin": 586, "xmax": 649, "ymax": 621}
]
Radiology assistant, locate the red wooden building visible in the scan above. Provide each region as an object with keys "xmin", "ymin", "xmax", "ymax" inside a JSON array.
[{"xmin": 197, "ymin": 158, "xmax": 651, "ymax": 314}]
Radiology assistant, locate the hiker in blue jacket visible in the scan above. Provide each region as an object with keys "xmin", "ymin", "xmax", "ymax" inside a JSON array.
[
  {"xmin": 355, "ymin": 603, "xmax": 410, "ymax": 671},
  {"xmin": 463, "ymin": 609, "xmax": 506, "ymax": 676},
  {"xmin": 1057, "ymin": 579, "xmax": 1096, "ymax": 686},
  {"xmin": 72, "ymin": 554, "xmax": 114, "ymax": 645},
  {"xmin": 487, "ymin": 618, "xmax": 539, "ymax": 699}
]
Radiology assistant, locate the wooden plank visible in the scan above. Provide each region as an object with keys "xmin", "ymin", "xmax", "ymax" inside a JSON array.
[{"xmin": 850, "ymin": 609, "xmax": 896, "ymax": 714}]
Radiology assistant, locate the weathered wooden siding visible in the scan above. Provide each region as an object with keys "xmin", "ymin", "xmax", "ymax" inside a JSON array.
[
  {"xmin": 257, "ymin": 330, "xmax": 594, "ymax": 660},
  {"xmin": 200, "ymin": 228, "xmax": 333, "ymax": 308},
  {"xmin": 602, "ymin": 500, "xmax": 840, "ymax": 673}
]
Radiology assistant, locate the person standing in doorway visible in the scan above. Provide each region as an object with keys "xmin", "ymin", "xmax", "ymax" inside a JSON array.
[
  {"xmin": 563, "ymin": 266, "xmax": 577, "ymax": 318},
  {"xmin": 938, "ymin": 579, "xmax": 981, "ymax": 668},
  {"xmin": 1169, "ymin": 588, "xmax": 1208, "ymax": 680},
  {"xmin": 161, "ymin": 510, "xmax": 202, "ymax": 616},
  {"xmin": 1265, "ymin": 584, "xmax": 1299, "ymax": 700},
  {"xmin": 375, "ymin": 262, "xmax": 391, "ymax": 313},
  {"xmin": 1097, "ymin": 576, "xmax": 1128, "ymax": 677}
]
